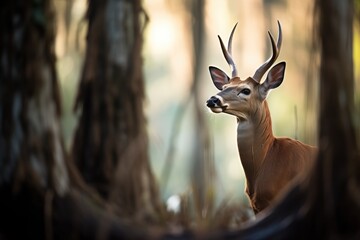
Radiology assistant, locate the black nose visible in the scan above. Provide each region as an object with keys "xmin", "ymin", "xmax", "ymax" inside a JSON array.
[{"xmin": 206, "ymin": 96, "xmax": 220, "ymax": 107}]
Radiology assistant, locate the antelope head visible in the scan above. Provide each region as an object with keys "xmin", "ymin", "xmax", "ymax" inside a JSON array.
[{"xmin": 206, "ymin": 21, "xmax": 286, "ymax": 121}]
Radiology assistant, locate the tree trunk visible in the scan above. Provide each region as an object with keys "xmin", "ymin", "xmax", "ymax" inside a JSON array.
[
  {"xmin": 189, "ymin": 0, "xmax": 216, "ymax": 221},
  {"xmin": 0, "ymin": 0, "xmax": 162, "ymax": 239},
  {"xmin": 72, "ymin": 0, "xmax": 162, "ymax": 219},
  {"xmin": 0, "ymin": 0, "xmax": 70, "ymax": 238},
  {"xmin": 314, "ymin": 0, "xmax": 359, "ymax": 234}
]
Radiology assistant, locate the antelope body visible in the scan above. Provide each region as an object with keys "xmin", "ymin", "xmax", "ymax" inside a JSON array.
[{"xmin": 206, "ymin": 22, "xmax": 316, "ymax": 213}]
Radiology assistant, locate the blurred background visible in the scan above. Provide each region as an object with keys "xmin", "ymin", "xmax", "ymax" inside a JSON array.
[{"xmin": 54, "ymin": 0, "xmax": 360, "ymax": 208}]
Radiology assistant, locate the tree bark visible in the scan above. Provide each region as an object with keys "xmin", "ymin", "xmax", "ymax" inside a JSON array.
[
  {"xmin": 72, "ymin": 0, "xmax": 162, "ymax": 219},
  {"xmin": 0, "ymin": 0, "xmax": 161, "ymax": 239},
  {"xmin": 314, "ymin": 0, "xmax": 359, "ymax": 234},
  {"xmin": 0, "ymin": 0, "xmax": 70, "ymax": 238}
]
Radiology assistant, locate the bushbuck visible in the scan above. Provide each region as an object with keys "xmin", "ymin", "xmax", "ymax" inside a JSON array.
[{"xmin": 206, "ymin": 21, "xmax": 316, "ymax": 213}]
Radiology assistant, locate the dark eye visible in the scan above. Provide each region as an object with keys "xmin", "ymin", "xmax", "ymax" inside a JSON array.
[{"xmin": 240, "ymin": 88, "xmax": 251, "ymax": 95}]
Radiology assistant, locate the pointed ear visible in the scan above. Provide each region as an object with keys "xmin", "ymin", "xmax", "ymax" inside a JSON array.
[
  {"xmin": 209, "ymin": 66, "xmax": 230, "ymax": 90},
  {"xmin": 259, "ymin": 62, "xmax": 286, "ymax": 99}
]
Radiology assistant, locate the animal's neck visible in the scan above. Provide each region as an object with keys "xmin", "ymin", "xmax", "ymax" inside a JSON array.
[{"xmin": 237, "ymin": 101, "xmax": 274, "ymax": 191}]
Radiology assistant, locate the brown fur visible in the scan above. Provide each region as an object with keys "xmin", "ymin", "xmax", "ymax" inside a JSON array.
[
  {"xmin": 207, "ymin": 75, "xmax": 316, "ymax": 214},
  {"xmin": 207, "ymin": 23, "xmax": 316, "ymax": 213}
]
